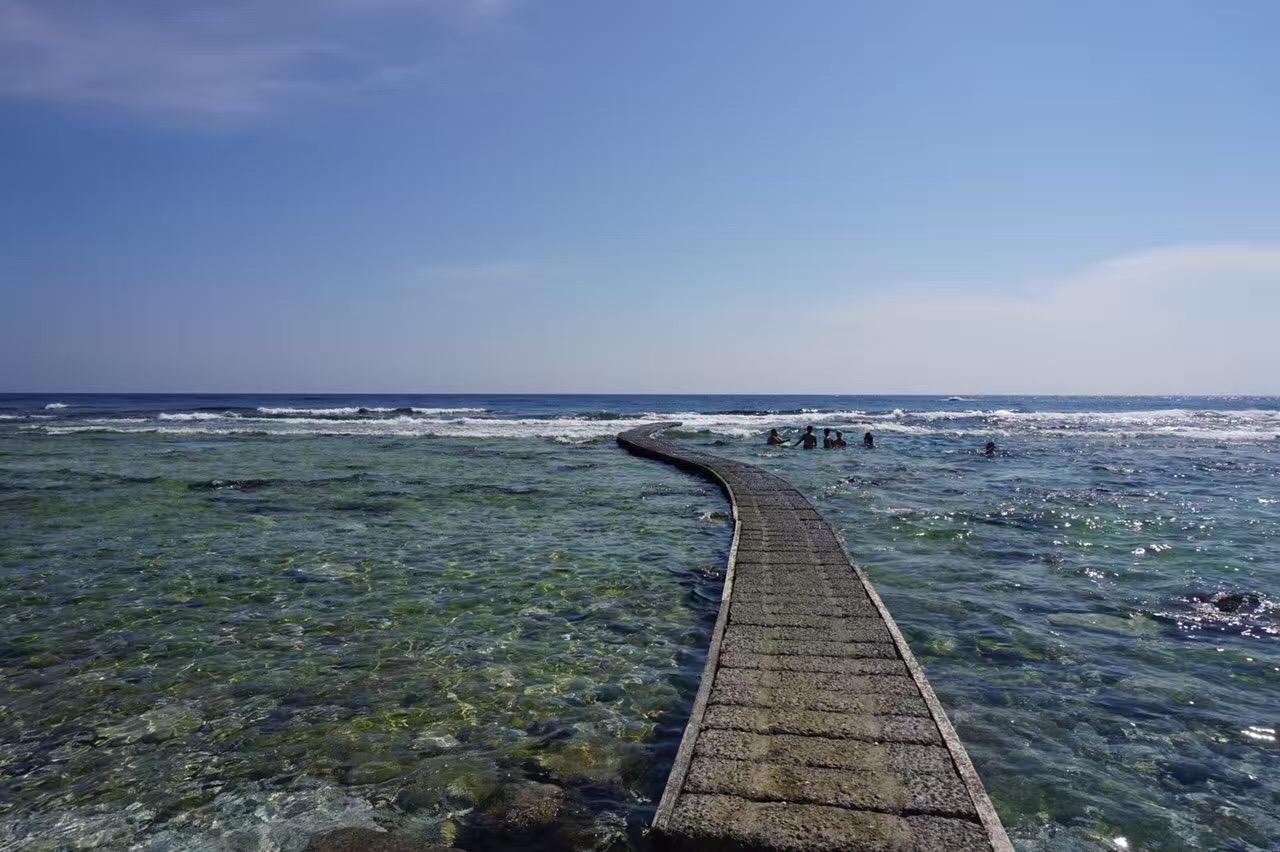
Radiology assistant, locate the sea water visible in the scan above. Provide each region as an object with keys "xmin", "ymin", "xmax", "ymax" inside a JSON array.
[{"xmin": 1, "ymin": 395, "xmax": 1277, "ymax": 850}]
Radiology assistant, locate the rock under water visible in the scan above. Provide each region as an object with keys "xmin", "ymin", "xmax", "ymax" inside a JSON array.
[{"xmin": 304, "ymin": 826, "xmax": 462, "ymax": 852}]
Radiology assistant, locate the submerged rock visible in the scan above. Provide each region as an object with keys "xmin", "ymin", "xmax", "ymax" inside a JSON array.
[
  {"xmin": 1210, "ymin": 592, "xmax": 1260, "ymax": 614},
  {"xmin": 482, "ymin": 781, "xmax": 566, "ymax": 833},
  {"xmin": 97, "ymin": 704, "xmax": 202, "ymax": 745},
  {"xmin": 468, "ymin": 781, "xmax": 609, "ymax": 850},
  {"xmin": 410, "ymin": 730, "xmax": 461, "ymax": 754},
  {"xmin": 394, "ymin": 755, "xmax": 501, "ymax": 813},
  {"xmin": 303, "ymin": 826, "xmax": 461, "ymax": 852},
  {"xmin": 1176, "ymin": 590, "xmax": 1273, "ymax": 635},
  {"xmin": 1047, "ymin": 611, "xmax": 1164, "ymax": 637},
  {"xmin": 531, "ymin": 739, "xmax": 644, "ymax": 787},
  {"xmin": 189, "ymin": 478, "xmax": 271, "ymax": 491},
  {"xmin": 342, "ymin": 758, "xmax": 403, "ymax": 786}
]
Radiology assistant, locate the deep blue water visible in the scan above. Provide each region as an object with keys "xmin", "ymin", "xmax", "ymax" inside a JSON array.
[
  {"xmin": 5, "ymin": 391, "xmax": 1280, "ymax": 425},
  {"xmin": 2, "ymin": 394, "xmax": 1277, "ymax": 851}
]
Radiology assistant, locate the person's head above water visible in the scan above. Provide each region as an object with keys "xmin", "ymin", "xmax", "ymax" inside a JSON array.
[
  {"xmin": 823, "ymin": 428, "xmax": 831, "ymax": 436},
  {"xmin": 835, "ymin": 431, "xmax": 842, "ymax": 438},
  {"xmin": 805, "ymin": 426, "xmax": 813, "ymax": 434},
  {"xmin": 769, "ymin": 428, "xmax": 779, "ymax": 435}
]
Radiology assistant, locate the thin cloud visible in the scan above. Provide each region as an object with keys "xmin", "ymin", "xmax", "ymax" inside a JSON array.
[
  {"xmin": 0, "ymin": 0, "xmax": 515, "ymax": 121},
  {"xmin": 812, "ymin": 243, "xmax": 1280, "ymax": 394}
]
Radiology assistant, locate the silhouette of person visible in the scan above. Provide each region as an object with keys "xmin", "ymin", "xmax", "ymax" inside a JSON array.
[
  {"xmin": 834, "ymin": 430, "xmax": 847, "ymax": 448},
  {"xmin": 822, "ymin": 428, "xmax": 835, "ymax": 449},
  {"xmin": 863, "ymin": 431, "xmax": 875, "ymax": 449},
  {"xmin": 794, "ymin": 426, "xmax": 818, "ymax": 450},
  {"xmin": 983, "ymin": 440, "xmax": 997, "ymax": 457},
  {"xmin": 767, "ymin": 428, "xmax": 785, "ymax": 445}
]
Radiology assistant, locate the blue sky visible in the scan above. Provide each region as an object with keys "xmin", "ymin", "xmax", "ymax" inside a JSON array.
[{"xmin": 2, "ymin": 1, "xmax": 1278, "ymax": 393}]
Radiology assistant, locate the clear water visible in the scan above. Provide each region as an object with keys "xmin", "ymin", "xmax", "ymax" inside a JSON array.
[{"xmin": 2, "ymin": 395, "xmax": 1278, "ymax": 851}]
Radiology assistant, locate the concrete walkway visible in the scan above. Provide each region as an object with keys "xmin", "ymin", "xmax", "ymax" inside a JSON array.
[{"xmin": 618, "ymin": 424, "xmax": 1011, "ymax": 852}]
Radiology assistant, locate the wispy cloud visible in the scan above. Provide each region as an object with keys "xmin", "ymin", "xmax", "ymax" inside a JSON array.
[
  {"xmin": 0, "ymin": 0, "xmax": 515, "ymax": 121},
  {"xmin": 811, "ymin": 243, "xmax": 1280, "ymax": 394}
]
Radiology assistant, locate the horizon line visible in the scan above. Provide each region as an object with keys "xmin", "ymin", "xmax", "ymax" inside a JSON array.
[{"xmin": 3, "ymin": 391, "xmax": 1279, "ymax": 398}]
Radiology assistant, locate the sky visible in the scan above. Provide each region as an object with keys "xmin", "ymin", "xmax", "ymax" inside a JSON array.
[{"xmin": 2, "ymin": 0, "xmax": 1279, "ymax": 394}]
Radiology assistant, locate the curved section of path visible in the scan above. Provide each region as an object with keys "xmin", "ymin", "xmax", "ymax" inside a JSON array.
[{"xmin": 618, "ymin": 424, "xmax": 1012, "ymax": 852}]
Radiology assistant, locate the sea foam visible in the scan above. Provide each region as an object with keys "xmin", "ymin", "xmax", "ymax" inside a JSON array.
[
  {"xmin": 157, "ymin": 412, "xmax": 228, "ymax": 421},
  {"xmin": 14, "ymin": 406, "xmax": 1280, "ymax": 442},
  {"xmin": 255, "ymin": 406, "xmax": 487, "ymax": 416}
]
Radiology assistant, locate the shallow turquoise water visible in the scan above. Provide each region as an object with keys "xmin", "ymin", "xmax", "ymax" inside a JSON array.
[
  {"xmin": 2, "ymin": 395, "xmax": 1278, "ymax": 851},
  {"xmin": 0, "ymin": 429, "xmax": 729, "ymax": 849}
]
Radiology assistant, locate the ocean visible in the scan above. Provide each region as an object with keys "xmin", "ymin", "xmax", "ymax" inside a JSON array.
[{"xmin": 1, "ymin": 394, "xmax": 1277, "ymax": 851}]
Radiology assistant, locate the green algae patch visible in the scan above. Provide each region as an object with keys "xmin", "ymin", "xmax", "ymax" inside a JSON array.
[{"xmin": 1047, "ymin": 612, "xmax": 1164, "ymax": 637}]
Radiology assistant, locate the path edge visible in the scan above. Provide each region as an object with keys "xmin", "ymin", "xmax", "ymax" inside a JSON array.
[
  {"xmin": 616, "ymin": 423, "xmax": 739, "ymax": 833},
  {"xmin": 832, "ymin": 530, "xmax": 1014, "ymax": 851}
]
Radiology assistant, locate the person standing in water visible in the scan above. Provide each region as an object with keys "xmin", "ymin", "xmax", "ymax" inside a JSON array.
[
  {"xmin": 767, "ymin": 428, "xmax": 785, "ymax": 445},
  {"xmin": 794, "ymin": 426, "xmax": 818, "ymax": 449},
  {"xmin": 834, "ymin": 431, "xmax": 848, "ymax": 448},
  {"xmin": 983, "ymin": 440, "xmax": 998, "ymax": 457},
  {"xmin": 863, "ymin": 431, "xmax": 875, "ymax": 449},
  {"xmin": 822, "ymin": 428, "xmax": 835, "ymax": 449}
]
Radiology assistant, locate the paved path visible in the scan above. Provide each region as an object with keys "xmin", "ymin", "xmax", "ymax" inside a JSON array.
[{"xmin": 618, "ymin": 424, "xmax": 1011, "ymax": 852}]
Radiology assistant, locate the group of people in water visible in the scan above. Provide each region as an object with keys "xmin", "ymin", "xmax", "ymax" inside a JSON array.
[
  {"xmin": 767, "ymin": 426, "xmax": 999, "ymax": 456},
  {"xmin": 767, "ymin": 426, "xmax": 874, "ymax": 449}
]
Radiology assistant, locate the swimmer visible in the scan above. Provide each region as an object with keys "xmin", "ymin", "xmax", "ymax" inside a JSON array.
[
  {"xmin": 863, "ymin": 431, "xmax": 875, "ymax": 449},
  {"xmin": 822, "ymin": 428, "xmax": 835, "ymax": 449},
  {"xmin": 794, "ymin": 425, "xmax": 818, "ymax": 450},
  {"xmin": 834, "ymin": 430, "xmax": 847, "ymax": 448},
  {"xmin": 767, "ymin": 428, "xmax": 785, "ymax": 445},
  {"xmin": 983, "ymin": 440, "xmax": 997, "ymax": 457}
]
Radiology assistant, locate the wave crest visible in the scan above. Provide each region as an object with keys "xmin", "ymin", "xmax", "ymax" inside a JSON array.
[
  {"xmin": 13, "ymin": 405, "xmax": 1279, "ymax": 443},
  {"xmin": 158, "ymin": 412, "xmax": 227, "ymax": 421}
]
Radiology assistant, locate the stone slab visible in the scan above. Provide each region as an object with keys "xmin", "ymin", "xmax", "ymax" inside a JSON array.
[
  {"xmin": 684, "ymin": 758, "xmax": 978, "ymax": 818},
  {"xmin": 693, "ymin": 730, "xmax": 958, "ymax": 774},
  {"xmin": 719, "ymin": 650, "xmax": 907, "ymax": 675},
  {"xmin": 714, "ymin": 668, "xmax": 919, "ymax": 695},
  {"xmin": 709, "ymin": 682, "xmax": 931, "ymax": 717},
  {"xmin": 730, "ymin": 600, "xmax": 880, "ymax": 619},
  {"xmin": 665, "ymin": 795, "xmax": 992, "ymax": 852},
  {"xmin": 703, "ymin": 705, "xmax": 943, "ymax": 745},
  {"xmin": 720, "ymin": 636, "xmax": 900, "ymax": 659},
  {"xmin": 723, "ymin": 622, "xmax": 893, "ymax": 645}
]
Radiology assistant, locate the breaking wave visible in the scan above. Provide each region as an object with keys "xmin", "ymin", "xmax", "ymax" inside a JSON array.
[
  {"xmin": 157, "ymin": 412, "xmax": 226, "ymax": 421},
  {"xmin": 14, "ymin": 406, "xmax": 1280, "ymax": 442},
  {"xmin": 256, "ymin": 406, "xmax": 486, "ymax": 416}
]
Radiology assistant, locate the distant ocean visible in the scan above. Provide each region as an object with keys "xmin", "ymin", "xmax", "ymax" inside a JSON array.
[{"xmin": 2, "ymin": 395, "xmax": 1277, "ymax": 851}]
